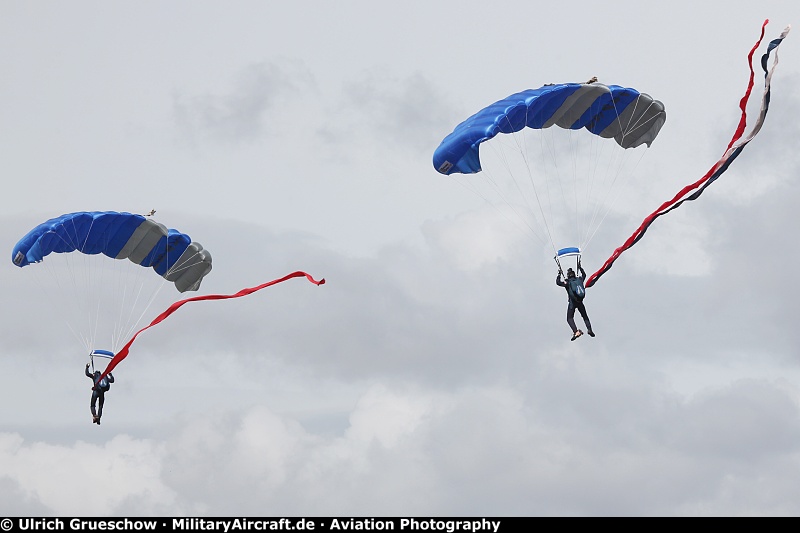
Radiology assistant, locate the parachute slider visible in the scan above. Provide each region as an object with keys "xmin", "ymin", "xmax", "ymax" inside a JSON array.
[
  {"xmin": 90, "ymin": 349, "xmax": 115, "ymax": 359},
  {"xmin": 555, "ymin": 247, "xmax": 582, "ymax": 276},
  {"xmin": 89, "ymin": 349, "xmax": 115, "ymax": 374},
  {"xmin": 555, "ymin": 247, "xmax": 582, "ymax": 260}
]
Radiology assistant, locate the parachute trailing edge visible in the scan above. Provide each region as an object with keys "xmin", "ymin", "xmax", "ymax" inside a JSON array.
[
  {"xmin": 12, "ymin": 211, "xmax": 212, "ymax": 293},
  {"xmin": 433, "ymin": 83, "xmax": 666, "ymax": 176}
]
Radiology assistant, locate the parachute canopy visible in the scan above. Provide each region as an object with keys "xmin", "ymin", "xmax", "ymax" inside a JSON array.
[
  {"xmin": 12, "ymin": 211, "xmax": 212, "ymax": 293},
  {"xmin": 432, "ymin": 81, "xmax": 667, "ymax": 271},
  {"xmin": 433, "ymin": 82, "xmax": 666, "ymax": 176}
]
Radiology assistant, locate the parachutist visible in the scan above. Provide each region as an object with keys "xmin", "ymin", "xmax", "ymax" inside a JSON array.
[
  {"xmin": 86, "ymin": 364, "xmax": 114, "ymax": 424},
  {"xmin": 556, "ymin": 266, "xmax": 594, "ymax": 341}
]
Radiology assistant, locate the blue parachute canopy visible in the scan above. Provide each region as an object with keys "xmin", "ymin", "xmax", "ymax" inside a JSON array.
[
  {"xmin": 433, "ymin": 82, "xmax": 666, "ymax": 175},
  {"xmin": 90, "ymin": 349, "xmax": 115, "ymax": 359},
  {"xmin": 12, "ymin": 211, "xmax": 212, "ymax": 292}
]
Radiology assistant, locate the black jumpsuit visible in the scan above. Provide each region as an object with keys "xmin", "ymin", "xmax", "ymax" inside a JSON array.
[
  {"xmin": 86, "ymin": 366, "xmax": 114, "ymax": 421},
  {"xmin": 556, "ymin": 267, "xmax": 593, "ymax": 335}
]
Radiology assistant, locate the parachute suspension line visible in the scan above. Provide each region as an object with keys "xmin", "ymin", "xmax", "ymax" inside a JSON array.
[
  {"xmin": 580, "ymin": 94, "xmax": 637, "ymax": 249},
  {"xmin": 83, "ymin": 218, "xmax": 107, "ymax": 351},
  {"xmin": 527, "ymin": 128, "xmax": 556, "ymax": 236},
  {"xmin": 622, "ymin": 104, "xmax": 667, "ymax": 142},
  {"xmin": 448, "ymin": 173, "xmax": 546, "ymax": 246},
  {"xmin": 554, "ymin": 253, "xmax": 564, "ymax": 278},
  {"xmin": 583, "ymin": 146, "xmax": 648, "ymax": 250},
  {"xmin": 533, "ymin": 122, "xmax": 561, "ymax": 255},
  {"xmin": 63, "ymin": 222, "xmax": 98, "ymax": 351},
  {"xmin": 165, "ymin": 249, "xmax": 205, "ymax": 277},
  {"xmin": 114, "ymin": 262, "xmax": 142, "ymax": 351},
  {"xmin": 583, "ymin": 124, "xmax": 616, "ymax": 248},
  {"xmin": 479, "ymin": 122, "xmax": 552, "ymax": 246},
  {"xmin": 543, "ymin": 118, "xmax": 580, "ymax": 256},
  {"xmin": 582, "ymin": 136, "xmax": 628, "ymax": 248},
  {"xmin": 564, "ymin": 127, "xmax": 581, "ymax": 250},
  {"xmin": 476, "ymin": 155, "xmax": 549, "ymax": 246},
  {"xmin": 503, "ymin": 112, "xmax": 559, "ymax": 254},
  {"xmin": 582, "ymin": 95, "xmax": 628, "ymax": 247},
  {"xmin": 503, "ymin": 111, "xmax": 559, "ymax": 257},
  {"xmin": 116, "ymin": 277, "xmax": 168, "ymax": 352},
  {"xmin": 34, "ymin": 251, "xmax": 91, "ymax": 352},
  {"xmin": 577, "ymin": 106, "xmax": 610, "ymax": 250},
  {"xmin": 110, "ymin": 260, "xmax": 148, "ymax": 351},
  {"xmin": 481, "ymin": 143, "xmax": 532, "ymax": 236},
  {"xmin": 571, "ymin": 125, "xmax": 590, "ymax": 248},
  {"xmin": 533, "ymin": 129, "xmax": 562, "ymax": 257},
  {"xmin": 581, "ymin": 95, "xmax": 657, "ymax": 250},
  {"xmin": 74, "ymin": 217, "xmax": 105, "ymax": 352}
]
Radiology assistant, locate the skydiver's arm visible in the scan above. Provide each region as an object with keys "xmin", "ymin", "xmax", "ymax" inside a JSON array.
[
  {"xmin": 556, "ymin": 273, "xmax": 566, "ymax": 287},
  {"xmin": 578, "ymin": 266, "xmax": 586, "ymax": 280},
  {"xmin": 85, "ymin": 365, "xmax": 93, "ymax": 378}
]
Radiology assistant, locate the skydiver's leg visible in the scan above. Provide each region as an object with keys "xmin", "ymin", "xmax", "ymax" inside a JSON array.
[
  {"xmin": 97, "ymin": 394, "xmax": 105, "ymax": 419},
  {"xmin": 90, "ymin": 391, "xmax": 98, "ymax": 418},
  {"xmin": 566, "ymin": 302, "xmax": 578, "ymax": 333},
  {"xmin": 577, "ymin": 302, "xmax": 593, "ymax": 334}
]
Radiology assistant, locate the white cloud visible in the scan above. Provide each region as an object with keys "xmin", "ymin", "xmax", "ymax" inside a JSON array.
[{"xmin": 0, "ymin": 433, "xmax": 175, "ymax": 516}]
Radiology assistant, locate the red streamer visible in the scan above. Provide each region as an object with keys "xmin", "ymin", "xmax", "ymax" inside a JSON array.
[{"xmin": 96, "ymin": 271, "xmax": 325, "ymax": 384}]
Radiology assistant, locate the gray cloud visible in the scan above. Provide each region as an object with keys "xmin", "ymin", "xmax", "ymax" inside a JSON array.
[{"xmin": 173, "ymin": 61, "xmax": 315, "ymax": 144}]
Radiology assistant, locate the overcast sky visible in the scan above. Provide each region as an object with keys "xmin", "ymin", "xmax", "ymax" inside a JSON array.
[{"xmin": 1, "ymin": 1, "xmax": 799, "ymax": 517}]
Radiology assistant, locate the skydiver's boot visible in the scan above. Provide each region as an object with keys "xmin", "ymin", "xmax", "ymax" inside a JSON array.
[
  {"xmin": 571, "ymin": 330, "xmax": 583, "ymax": 341},
  {"xmin": 92, "ymin": 416, "xmax": 99, "ymax": 424},
  {"xmin": 588, "ymin": 330, "xmax": 595, "ymax": 337}
]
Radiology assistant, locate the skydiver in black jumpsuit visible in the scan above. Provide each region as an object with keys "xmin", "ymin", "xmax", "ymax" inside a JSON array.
[
  {"xmin": 86, "ymin": 364, "xmax": 114, "ymax": 424},
  {"xmin": 556, "ymin": 266, "xmax": 595, "ymax": 341}
]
